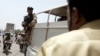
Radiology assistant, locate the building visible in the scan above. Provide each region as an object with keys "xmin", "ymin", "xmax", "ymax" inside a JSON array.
[{"xmin": 5, "ymin": 23, "xmax": 15, "ymax": 33}]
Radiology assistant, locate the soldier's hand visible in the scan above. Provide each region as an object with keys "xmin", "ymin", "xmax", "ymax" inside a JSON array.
[{"xmin": 28, "ymin": 23, "xmax": 33, "ymax": 27}]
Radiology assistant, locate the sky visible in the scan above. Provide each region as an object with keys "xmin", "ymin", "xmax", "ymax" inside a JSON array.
[{"xmin": 0, "ymin": 0, "xmax": 66, "ymax": 30}]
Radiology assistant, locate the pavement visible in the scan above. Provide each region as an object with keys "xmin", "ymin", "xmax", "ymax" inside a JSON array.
[{"xmin": 0, "ymin": 36, "xmax": 24, "ymax": 56}]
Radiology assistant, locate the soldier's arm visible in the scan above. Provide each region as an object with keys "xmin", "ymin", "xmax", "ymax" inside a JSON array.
[
  {"xmin": 33, "ymin": 13, "xmax": 37, "ymax": 23},
  {"xmin": 28, "ymin": 15, "xmax": 37, "ymax": 27}
]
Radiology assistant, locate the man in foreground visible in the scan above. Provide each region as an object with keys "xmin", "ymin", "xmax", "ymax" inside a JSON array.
[{"xmin": 36, "ymin": 0, "xmax": 100, "ymax": 56}]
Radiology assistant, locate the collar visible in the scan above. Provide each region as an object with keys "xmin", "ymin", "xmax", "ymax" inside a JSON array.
[{"xmin": 79, "ymin": 19, "xmax": 100, "ymax": 29}]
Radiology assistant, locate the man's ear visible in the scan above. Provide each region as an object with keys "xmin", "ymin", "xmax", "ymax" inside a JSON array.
[
  {"xmin": 71, "ymin": 7, "xmax": 80, "ymax": 24},
  {"xmin": 71, "ymin": 7, "xmax": 86, "ymax": 30}
]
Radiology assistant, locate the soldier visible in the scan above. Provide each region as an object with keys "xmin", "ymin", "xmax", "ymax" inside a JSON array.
[
  {"xmin": 22, "ymin": 7, "xmax": 37, "ymax": 43},
  {"xmin": 22, "ymin": 6, "xmax": 37, "ymax": 56}
]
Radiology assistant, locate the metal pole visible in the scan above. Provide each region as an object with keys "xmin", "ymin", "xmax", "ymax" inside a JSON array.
[
  {"xmin": 45, "ymin": 10, "xmax": 52, "ymax": 41},
  {"xmin": 55, "ymin": 16, "xmax": 57, "ymax": 22}
]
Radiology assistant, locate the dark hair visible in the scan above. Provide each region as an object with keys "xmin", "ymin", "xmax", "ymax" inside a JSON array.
[
  {"xmin": 68, "ymin": 0, "xmax": 100, "ymax": 22},
  {"xmin": 27, "ymin": 7, "xmax": 33, "ymax": 10}
]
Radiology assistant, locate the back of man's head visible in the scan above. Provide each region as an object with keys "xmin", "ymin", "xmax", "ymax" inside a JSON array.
[{"xmin": 68, "ymin": 0, "xmax": 100, "ymax": 22}]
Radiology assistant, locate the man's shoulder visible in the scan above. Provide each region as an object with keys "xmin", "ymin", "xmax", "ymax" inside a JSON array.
[{"xmin": 43, "ymin": 30, "xmax": 88, "ymax": 47}]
